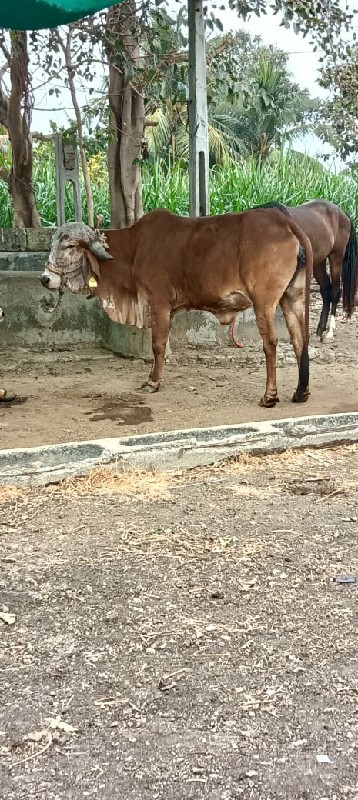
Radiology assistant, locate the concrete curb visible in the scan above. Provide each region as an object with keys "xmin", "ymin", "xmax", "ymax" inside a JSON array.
[{"xmin": 1, "ymin": 412, "xmax": 358, "ymax": 487}]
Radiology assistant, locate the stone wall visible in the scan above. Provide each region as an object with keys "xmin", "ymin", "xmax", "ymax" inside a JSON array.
[
  {"xmin": 0, "ymin": 271, "xmax": 109, "ymax": 348},
  {"xmin": 0, "ymin": 228, "xmax": 53, "ymax": 271}
]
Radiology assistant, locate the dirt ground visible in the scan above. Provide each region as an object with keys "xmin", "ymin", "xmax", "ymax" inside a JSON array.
[
  {"xmin": 1, "ymin": 299, "xmax": 358, "ymax": 450},
  {"xmin": 1, "ymin": 445, "xmax": 358, "ymax": 799}
]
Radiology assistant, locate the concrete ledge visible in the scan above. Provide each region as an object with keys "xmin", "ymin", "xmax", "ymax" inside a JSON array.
[
  {"xmin": 0, "ymin": 271, "xmax": 109, "ymax": 347},
  {"xmin": 1, "ymin": 412, "xmax": 358, "ymax": 487},
  {"xmin": 0, "ymin": 252, "xmax": 49, "ymax": 271}
]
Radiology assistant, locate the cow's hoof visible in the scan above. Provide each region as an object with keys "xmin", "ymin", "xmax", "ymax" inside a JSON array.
[
  {"xmin": 141, "ymin": 382, "xmax": 160, "ymax": 394},
  {"xmin": 292, "ymin": 388, "xmax": 310, "ymax": 403},
  {"xmin": 259, "ymin": 394, "xmax": 279, "ymax": 408},
  {"xmin": 0, "ymin": 389, "xmax": 17, "ymax": 402}
]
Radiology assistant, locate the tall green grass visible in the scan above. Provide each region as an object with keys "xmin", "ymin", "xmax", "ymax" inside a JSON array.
[
  {"xmin": 142, "ymin": 159, "xmax": 189, "ymax": 215},
  {"xmin": 0, "ymin": 148, "xmax": 357, "ymax": 227},
  {"xmin": 209, "ymin": 152, "xmax": 358, "ymax": 222}
]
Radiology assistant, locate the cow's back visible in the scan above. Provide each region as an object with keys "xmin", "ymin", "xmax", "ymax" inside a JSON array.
[
  {"xmin": 289, "ymin": 201, "xmax": 348, "ymax": 264},
  {"xmin": 127, "ymin": 208, "xmax": 303, "ymax": 309}
]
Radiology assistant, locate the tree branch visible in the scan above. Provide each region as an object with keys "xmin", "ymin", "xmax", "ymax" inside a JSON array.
[
  {"xmin": 0, "ymin": 39, "xmax": 11, "ymax": 65},
  {"xmin": 31, "ymin": 131, "xmax": 55, "ymax": 141},
  {"xmin": 0, "ymin": 62, "xmax": 9, "ymax": 81},
  {"xmin": 0, "ymin": 84, "xmax": 8, "ymax": 128}
]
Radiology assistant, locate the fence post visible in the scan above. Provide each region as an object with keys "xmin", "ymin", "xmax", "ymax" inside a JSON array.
[{"xmin": 54, "ymin": 133, "xmax": 82, "ymax": 226}]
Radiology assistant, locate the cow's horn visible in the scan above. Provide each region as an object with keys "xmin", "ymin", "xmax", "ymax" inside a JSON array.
[{"xmin": 88, "ymin": 241, "xmax": 113, "ymax": 261}]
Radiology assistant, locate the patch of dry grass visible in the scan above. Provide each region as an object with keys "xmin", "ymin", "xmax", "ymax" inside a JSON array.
[
  {"xmin": 0, "ymin": 486, "xmax": 30, "ymax": 505},
  {"xmin": 0, "ymin": 443, "xmax": 356, "ymax": 508},
  {"xmin": 50, "ymin": 466, "xmax": 176, "ymax": 502},
  {"xmin": 55, "ymin": 448, "xmax": 321, "ymax": 498}
]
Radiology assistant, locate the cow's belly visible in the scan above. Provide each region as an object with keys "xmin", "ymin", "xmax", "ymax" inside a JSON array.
[{"xmin": 206, "ymin": 291, "xmax": 252, "ymax": 325}]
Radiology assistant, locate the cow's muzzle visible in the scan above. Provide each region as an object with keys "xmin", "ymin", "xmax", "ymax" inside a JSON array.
[{"xmin": 41, "ymin": 275, "xmax": 50, "ymax": 287}]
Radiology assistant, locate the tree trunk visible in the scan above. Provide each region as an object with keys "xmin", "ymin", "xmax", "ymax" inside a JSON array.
[
  {"xmin": 6, "ymin": 32, "xmax": 41, "ymax": 228},
  {"xmin": 106, "ymin": 2, "xmax": 145, "ymax": 229}
]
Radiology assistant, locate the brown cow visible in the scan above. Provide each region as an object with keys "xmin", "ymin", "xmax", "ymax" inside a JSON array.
[
  {"xmin": 40, "ymin": 208, "xmax": 313, "ymax": 408},
  {"xmin": 262, "ymin": 200, "xmax": 358, "ymax": 340}
]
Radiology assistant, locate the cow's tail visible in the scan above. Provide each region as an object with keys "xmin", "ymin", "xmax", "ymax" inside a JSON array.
[
  {"xmin": 286, "ymin": 217, "xmax": 313, "ymax": 398},
  {"xmin": 342, "ymin": 218, "xmax": 358, "ymax": 318}
]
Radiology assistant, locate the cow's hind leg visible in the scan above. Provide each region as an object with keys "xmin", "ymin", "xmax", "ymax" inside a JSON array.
[
  {"xmin": 254, "ymin": 304, "xmax": 279, "ymax": 408},
  {"xmin": 315, "ymin": 261, "xmax": 331, "ymax": 340},
  {"xmin": 279, "ymin": 277, "xmax": 309, "ymax": 403},
  {"xmin": 142, "ymin": 308, "xmax": 171, "ymax": 393},
  {"xmin": 325, "ymin": 252, "xmax": 342, "ymax": 340}
]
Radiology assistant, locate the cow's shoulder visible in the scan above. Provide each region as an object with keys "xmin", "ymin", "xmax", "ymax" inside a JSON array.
[{"xmin": 139, "ymin": 208, "xmax": 178, "ymax": 226}]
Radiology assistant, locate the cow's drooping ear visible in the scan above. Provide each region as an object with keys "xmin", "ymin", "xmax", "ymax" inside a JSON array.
[{"xmin": 86, "ymin": 250, "xmax": 102, "ymax": 280}]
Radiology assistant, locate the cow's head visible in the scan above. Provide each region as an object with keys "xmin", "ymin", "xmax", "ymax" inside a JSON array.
[{"xmin": 41, "ymin": 222, "xmax": 113, "ymax": 294}]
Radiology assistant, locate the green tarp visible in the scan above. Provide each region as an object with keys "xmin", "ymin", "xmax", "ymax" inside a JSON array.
[{"xmin": 0, "ymin": 1, "xmax": 122, "ymax": 31}]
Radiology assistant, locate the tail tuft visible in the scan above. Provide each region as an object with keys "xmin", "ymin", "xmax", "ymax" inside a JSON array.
[
  {"xmin": 293, "ymin": 344, "xmax": 309, "ymax": 403},
  {"xmin": 342, "ymin": 221, "xmax": 358, "ymax": 317}
]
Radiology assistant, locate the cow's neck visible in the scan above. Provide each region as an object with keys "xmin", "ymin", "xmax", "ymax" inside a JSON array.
[
  {"xmin": 97, "ymin": 226, "xmax": 135, "ymax": 290},
  {"xmin": 94, "ymin": 226, "xmax": 148, "ymax": 328}
]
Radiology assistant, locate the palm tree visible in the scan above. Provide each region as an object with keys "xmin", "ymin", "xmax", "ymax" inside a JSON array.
[
  {"xmin": 242, "ymin": 55, "xmax": 314, "ymax": 159},
  {"xmin": 144, "ymin": 32, "xmax": 316, "ymax": 165}
]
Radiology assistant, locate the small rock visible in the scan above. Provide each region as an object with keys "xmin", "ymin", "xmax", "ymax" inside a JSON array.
[
  {"xmin": 210, "ymin": 590, "xmax": 224, "ymax": 600},
  {"xmin": 316, "ymin": 754, "xmax": 332, "ymax": 764}
]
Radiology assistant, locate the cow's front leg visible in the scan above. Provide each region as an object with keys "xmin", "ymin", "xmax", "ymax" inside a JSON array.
[{"xmin": 141, "ymin": 308, "xmax": 171, "ymax": 393}]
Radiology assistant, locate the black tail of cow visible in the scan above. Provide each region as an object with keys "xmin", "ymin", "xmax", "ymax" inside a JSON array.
[
  {"xmin": 342, "ymin": 219, "xmax": 358, "ymax": 317},
  {"xmin": 295, "ymin": 343, "xmax": 309, "ymax": 401}
]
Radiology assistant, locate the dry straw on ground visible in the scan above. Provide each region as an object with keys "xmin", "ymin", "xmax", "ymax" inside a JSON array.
[{"xmin": 0, "ymin": 443, "xmax": 356, "ymax": 506}]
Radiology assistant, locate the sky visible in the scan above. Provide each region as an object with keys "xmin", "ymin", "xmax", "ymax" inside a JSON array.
[
  {"xmin": 220, "ymin": 5, "xmax": 327, "ymax": 95},
  {"xmin": 30, "ymin": 2, "xmax": 345, "ymax": 165}
]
